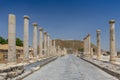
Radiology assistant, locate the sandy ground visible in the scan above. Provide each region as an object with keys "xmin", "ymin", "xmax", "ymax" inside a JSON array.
[{"xmin": 24, "ymin": 54, "xmax": 118, "ymax": 80}]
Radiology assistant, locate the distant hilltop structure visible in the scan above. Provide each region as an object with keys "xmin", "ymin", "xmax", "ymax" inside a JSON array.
[{"xmin": 54, "ymin": 39, "xmax": 99, "ymax": 54}]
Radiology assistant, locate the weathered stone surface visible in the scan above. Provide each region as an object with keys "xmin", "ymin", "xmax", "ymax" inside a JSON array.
[
  {"xmin": 8, "ymin": 14, "xmax": 16, "ymax": 63},
  {"xmin": 24, "ymin": 55, "xmax": 117, "ymax": 80},
  {"xmin": 38, "ymin": 27, "xmax": 43, "ymax": 58},
  {"xmin": 0, "ymin": 73, "xmax": 7, "ymax": 80},
  {"xmin": 82, "ymin": 57, "xmax": 120, "ymax": 79},
  {"xmin": 0, "ymin": 64, "xmax": 24, "ymax": 79},
  {"xmin": 32, "ymin": 23, "xmax": 38, "ymax": 58},
  {"xmin": 44, "ymin": 31, "xmax": 47, "ymax": 56},
  {"xmin": 109, "ymin": 19, "xmax": 117, "ymax": 62},
  {"xmin": 96, "ymin": 29, "xmax": 101, "ymax": 59},
  {"xmin": 24, "ymin": 15, "xmax": 30, "ymax": 59}
]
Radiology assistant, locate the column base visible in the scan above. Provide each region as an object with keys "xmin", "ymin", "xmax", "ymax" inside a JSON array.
[
  {"xmin": 97, "ymin": 55, "xmax": 101, "ymax": 60},
  {"xmin": 23, "ymin": 58, "xmax": 29, "ymax": 63},
  {"xmin": 110, "ymin": 55, "xmax": 116, "ymax": 63},
  {"xmin": 33, "ymin": 57, "xmax": 38, "ymax": 61}
]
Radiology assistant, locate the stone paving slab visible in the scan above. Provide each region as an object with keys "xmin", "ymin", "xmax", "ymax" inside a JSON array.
[
  {"xmin": 24, "ymin": 54, "xmax": 118, "ymax": 80},
  {"xmin": 81, "ymin": 57, "xmax": 120, "ymax": 79}
]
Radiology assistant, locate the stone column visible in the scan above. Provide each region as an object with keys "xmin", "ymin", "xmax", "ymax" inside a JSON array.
[
  {"xmin": 38, "ymin": 28, "xmax": 43, "ymax": 58},
  {"xmin": 64, "ymin": 48, "xmax": 67, "ymax": 55},
  {"xmin": 83, "ymin": 37, "xmax": 87, "ymax": 56},
  {"xmin": 47, "ymin": 34, "xmax": 50, "ymax": 57},
  {"xmin": 32, "ymin": 23, "xmax": 38, "ymax": 58},
  {"xmin": 8, "ymin": 14, "xmax": 16, "ymax": 63},
  {"xmin": 49, "ymin": 38, "xmax": 52, "ymax": 56},
  {"xmin": 109, "ymin": 20, "xmax": 117, "ymax": 62},
  {"xmin": 44, "ymin": 31, "xmax": 47, "ymax": 57},
  {"xmin": 96, "ymin": 30, "xmax": 101, "ymax": 59},
  {"xmin": 53, "ymin": 39, "xmax": 56, "ymax": 56},
  {"xmin": 57, "ymin": 46, "xmax": 61, "ymax": 57},
  {"xmin": 87, "ymin": 34, "xmax": 91, "ymax": 57},
  {"xmin": 84, "ymin": 34, "xmax": 91, "ymax": 57},
  {"xmin": 23, "ymin": 15, "xmax": 29, "ymax": 60},
  {"xmin": 53, "ymin": 40, "xmax": 56, "ymax": 48},
  {"xmin": 90, "ymin": 48, "xmax": 93, "ymax": 58}
]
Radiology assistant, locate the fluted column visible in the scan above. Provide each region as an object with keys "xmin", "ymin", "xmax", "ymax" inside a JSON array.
[
  {"xmin": 97, "ymin": 30, "xmax": 101, "ymax": 59},
  {"xmin": 8, "ymin": 14, "xmax": 16, "ymax": 63},
  {"xmin": 38, "ymin": 28, "xmax": 43, "ymax": 58},
  {"xmin": 109, "ymin": 20, "xmax": 117, "ymax": 62},
  {"xmin": 32, "ymin": 23, "xmax": 38, "ymax": 58},
  {"xmin": 23, "ymin": 15, "xmax": 29, "ymax": 60}
]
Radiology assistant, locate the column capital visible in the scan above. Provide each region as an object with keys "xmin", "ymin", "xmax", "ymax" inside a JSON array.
[
  {"xmin": 96, "ymin": 29, "xmax": 101, "ymax": 33},
  {"xmin": 24, "ymin": 15, "xmax": 30, "ymax": 20},
  {"xmin": 86, "ymin": 34, "xmax": 90, "ymax": 37},
  {"xmin": 47, "ymin": 34, "xmax": 50, "ymax": 37},
  {"xmin": 44, "ymin": 31, "xmax": 47, "ymax": 35},
  {"xmin": 32, "ymin": 23, "xmax": 38, "ymax": 27},
  {"xmin": 109, "ymin": 19, "xmax": 115, "ymax": 24},
  {"xmin": 38, "ymin": 27, "xmax": 43, "ymax": 31},
  {"xmin": 83, "ymin": 37, "xmax": 87, "ymax": 40}
]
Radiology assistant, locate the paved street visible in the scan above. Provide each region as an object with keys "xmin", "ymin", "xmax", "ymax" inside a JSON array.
[{"xmin": 24, "ymin": 54, "xmax": 118, "ymax": 80}]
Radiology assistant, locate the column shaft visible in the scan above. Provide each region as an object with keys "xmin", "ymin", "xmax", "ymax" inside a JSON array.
[
  {"xmin": 109, "ymin": 20, "xmax": 117, "ymax": 62},
  {"xmin": 39, "ymin": 28, "xmax": 43, "ymax": 58},
  {"xmin": 97, "ymin": 30, "xmax": 101, "ymax": 59},
  {"xmin": 24, "ymin": 16, "xmax": 29, "ymax": 59},
  {"xmin": 33, "ymin": 23, "xmax": 38, "ymax": 58},
  {"xmin": 44, "ymin": 32, "xmax": 47, "ymax": 56},
  {"xmin": 8, "ymin": 14, "xmax": 16, "ymax": 62}
]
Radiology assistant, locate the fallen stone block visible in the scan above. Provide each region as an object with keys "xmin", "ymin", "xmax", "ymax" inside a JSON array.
[{"xmin": 0, "ymin": 73, "xmax": 8, "ymax": 80}]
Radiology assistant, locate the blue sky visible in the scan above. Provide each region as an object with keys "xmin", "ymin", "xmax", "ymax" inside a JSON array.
[{"xmin": 0, "ymin": 0, "xmax": 120, "ymax": 51}]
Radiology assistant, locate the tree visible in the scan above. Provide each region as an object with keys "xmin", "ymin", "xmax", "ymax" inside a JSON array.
[
  {"xmin": 78, "ymin": 48, "xmax": 84, "ymax": 52},
  {"xmin": 0, "ymin": 36, "xmax": 7, "ymax": 44},
  {"xmin": 16, "ymin": 38, "xmax": 23, "ymax": 46}
]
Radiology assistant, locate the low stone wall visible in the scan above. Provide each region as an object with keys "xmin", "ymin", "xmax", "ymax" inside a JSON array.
[
  {"xmin": 81, "ymin": 57, "xmax": 120, "ymax": 80},
  {"xmin": 15, "ymin": 57, "xmax": 57, "ymax": 80},
  {"xmin": 0, "ymin": 56, "xmax": 58, "ymax": 80},
  {"xmin": 0, "ymin": 64, "xmax": 24, "ymax": 80}
]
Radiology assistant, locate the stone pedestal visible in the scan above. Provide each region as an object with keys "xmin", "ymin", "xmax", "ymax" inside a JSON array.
[{"xmin": 8, "ymin": 14, "xmax": 16, "ymax": 63}]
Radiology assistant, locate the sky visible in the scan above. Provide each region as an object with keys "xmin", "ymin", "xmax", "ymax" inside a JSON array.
[{"xmin": 0, "ymin": 0, "xmax": 120, "ymax": 51}]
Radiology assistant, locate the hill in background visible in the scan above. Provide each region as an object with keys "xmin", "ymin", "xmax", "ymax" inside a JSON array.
[{"xmin": 55, "ymin": 39, "xmax": 98, "ymax": 53}]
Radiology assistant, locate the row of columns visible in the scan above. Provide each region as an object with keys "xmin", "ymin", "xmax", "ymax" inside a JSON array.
[
  {"xmin": 8, "ymin": 14, "xmax": 66, "ymax": 63},
  {"xmin": 83, "ymin": 19, "xmax": 117, "ymax": 62}
]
